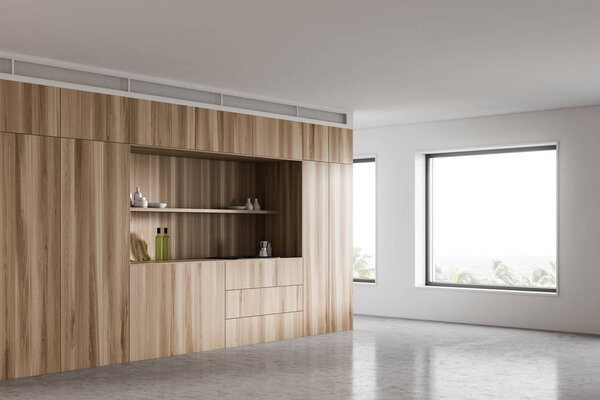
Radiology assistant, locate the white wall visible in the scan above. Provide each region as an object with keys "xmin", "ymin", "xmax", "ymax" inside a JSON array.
[{"xmin": 353, "ymin": 105, "xmax": 600, "ymax": 335}]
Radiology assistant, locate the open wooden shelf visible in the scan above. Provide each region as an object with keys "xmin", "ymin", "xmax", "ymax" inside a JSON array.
[
  {"xmin": 130, "ymin": 257, "xmax": 282, "ymax": 265},
  {"xmin": 130, "ymin": 207, "xmax": 278, "ymax": 215}
]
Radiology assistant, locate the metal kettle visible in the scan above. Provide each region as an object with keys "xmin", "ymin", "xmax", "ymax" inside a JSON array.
[{"xmin": 258, "ymin": 240, "xmax": 269, "ymax": 257}]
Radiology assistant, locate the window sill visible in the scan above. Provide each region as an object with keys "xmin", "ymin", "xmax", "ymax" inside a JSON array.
[
  {"xmin": 415, "ymin": 284, "xmax": 558, "ymax": 296},
  {"xmin": 354, "ymin": 281, "xmax": 377, "ymax": 287}
]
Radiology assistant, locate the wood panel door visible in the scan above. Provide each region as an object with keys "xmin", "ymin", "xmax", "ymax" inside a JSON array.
[
  {"xmin": 253, "ymin": 116, "xmax": 303, "ymax": 160},
  {"xmin": 0, "ymin": 133, "xmax": 61, "ymax": 380},
  {"xmin": 61, "ymin": 139, "xmax": 129, "ymax": 371},
  {"xmin": 130, "ymin": 262, "xmax": 225, "ymax": 362},
  {"xmin": 195, "ymin": 107, "xmax": 221, "ymax": 152},
  {"xmin": 222, "ymin": 111, "xmax": 253, "ymax": 155},
  {"xmin": 328, "ymin": 127, "xmax": 353, "ymax": 164},
  {"xmin": 302, "ymin": 124, "xmax": 329, "ymax": 162},
  {"xmin": 328, "ymin": 163, "xmax": 353, "ymax": 332},
  {"xmin": 302, "ymin": 161, "xmax": 329, "ymax": 336},
  {"xmin": 130, "ymin": 99, "xmax": 195, "ymax": 149},
  {"xmin": 60, "ymin": 88, "xmax": 129, "ymax": 142},
  {"xmin": 0, "ymin": 80, "xmax": 59, "ymax": 137}
]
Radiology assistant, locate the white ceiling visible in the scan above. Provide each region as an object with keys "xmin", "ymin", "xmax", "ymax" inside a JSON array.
[{"xmin": 2, "ymin": 0, "xmax": 600, "ymax": 129}]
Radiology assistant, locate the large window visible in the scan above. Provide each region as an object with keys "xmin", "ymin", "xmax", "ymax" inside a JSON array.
[
  {"xmin": 353, "ymin": 157, "xmax": 376, "ymax": 283},
  {"xmin": 426, "ymin": 146, "xmax": 557, "ymax": 292}
]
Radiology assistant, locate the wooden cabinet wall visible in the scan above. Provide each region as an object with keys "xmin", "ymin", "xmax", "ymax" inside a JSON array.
[
  {"xmin": 0, "ymin": 133, "xmax": 61, "ymax": 380},
  {"xmin": 0, "ymin": 80, "xmax": 60, "ymax": 137},
  {"xmin": 328, "ymin": 127, "xmax": 353, "ymax": 164},
  {"xmin": 130, "ymin": 261, "xmax": 225, "ymax": 361},
  {"xmin": 61, "ymin": 88, "xmax": 129, "ymax": 142},
  {"xmin": 0, "ymin": 79, "xmax": 353, "ymax": 162},
  {"xmin": 0, "ymin": 78, "xmax": 353, "ymax": 380},
  {"xmin": 61, "ymin": 139, "xmax": 129, "ymax": 371},
  {"xmin": 130, "ymin": 99, "xmax": 195, "ymax": 149},
  {"xmin": 253, "ymin": 116, "xmax": 303, "ymax": 160}
]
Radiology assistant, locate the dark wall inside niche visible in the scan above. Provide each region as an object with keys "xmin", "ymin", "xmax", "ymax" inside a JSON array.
[
  {"xmin": 255, "ymin": 161, "xmax": 302, "ymax": 258},
  {"xmin": 129, "ymin": 152, "xmax": 302, "ymax": 260},
  {"xmin": 130, "ymin": 213, "xmax": 258, "ymax": 260},
  {"xmin": 129, "ymin": 153, "xmax": 257, "ymax": 209}
]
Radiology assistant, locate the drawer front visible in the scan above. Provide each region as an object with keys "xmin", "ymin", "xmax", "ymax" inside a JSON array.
[
  {"xmin": 225, "ymin": 311, "xmax": 303, "ymax": 348},
  {"xmin": 226, "ymin": 285, "xmax": 303, "ymax": 319},
  {"xmin": 225, "ymin": 258, "xmax": 302, "ymax": 290}
]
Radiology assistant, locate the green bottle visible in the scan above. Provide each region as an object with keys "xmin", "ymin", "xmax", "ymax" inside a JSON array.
[
  {"xmin": 155, "ymin": 228, "xmax": 163, "ymax": 261},
  {"xmin": 162, "ymin": 227, "xmax": 170, "ymax": 261}
]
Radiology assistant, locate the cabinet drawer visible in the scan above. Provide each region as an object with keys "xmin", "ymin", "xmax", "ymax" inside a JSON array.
[
  {"xmin": 225, "ymin": 258, "xmax": 302, "ymax": 290},
  {"xmin": 225, "ymin": 311, "xmax": 303, "ymax": 348},
  {"xmin": 226, "ymin": 285, "xmax": 303, "ymax": 319}
]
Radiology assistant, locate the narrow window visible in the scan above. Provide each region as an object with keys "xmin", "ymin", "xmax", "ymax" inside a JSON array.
[
  {"xmin": 426, "ymin": 146, "xmax": 557, "ymax": 292},
  {"xmin": 354, "ymin": 157, "xmax": 376, "ymax": 283}
]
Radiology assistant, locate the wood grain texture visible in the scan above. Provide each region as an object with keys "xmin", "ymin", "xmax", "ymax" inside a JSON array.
[
  {"xmin": 225, "ymin": 258, "xmax": 303, "ymax": 290},
  {"xmin": 0, "ymin": 143, "xmax": 3, "ymax": 380},
  {"xmin": 0, "ymin": 79, "xmax": 59, "ymax": 137},
  {"xmin": 255, "ymin": 161, "xmax": 302, "ymax": 258},
  {"xmin": 328, "ymin": 163, "xmax": 353, "ymax": 332},
  {"xmin": 60, "ymin": 88, "xmax": 129, "ymax": 142},
  {"xmin": 130, "ymin": 262, "xmax": 225, "ymax": 361},
  {"xmin": 225, "ymin": 311, "xmax": 303, "ymax": 348},
  {"xmin": 253, "ymin": 116, "xmax": 303, "ymax": 160},
  {"xmin": 61, "ymin": 139, "xmax": 129, "ymax": 371},
  {"xmin": 129, "ymin": 152, "xmax": 258, "ymax": 260},
  {"xmin": 129, "ymin": 264, "xmax": 172, "ymax": 361},
  {"xmin": 130, "ymin": 99, "xmax": 195, "ymax": 149},
  {"xmin": 130, "ymin": 152, "xmax": 257, "ymax": 209},
  {"xmin": 0, "ymin": 133, "xmax": 61, "ymax": 380},
  {"xmin": 130, "ymin": 213, "xmax": 258, "ymax": 261},
  {"xmin": 0, "ymin": 163, "xmax": 3, "ymax": 379},
  {"xmin": 328, "ymin": 127, "xmax": 353, "ymax": 164},
  {"xmin": 195, "ymin": 108, "xmax": 221, "ymax": 152},
  {"xmin": 302, "ymin": 124, "xmax": 329, "ymax": 162},
  {"xmin": 226, "ymin": 285, "xmax": 303, "ymax": 319},
  {"xmin": 302, "ymin": 161, "xmax": 330, "ymax": 336},
  {"xmin": 222, "ymin": 111, "xmax": 253, "ymax": 155}
]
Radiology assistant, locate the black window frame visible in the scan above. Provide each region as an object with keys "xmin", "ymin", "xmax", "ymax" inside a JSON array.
[
  {"xmin": 353, "ymin": 157, "xmax": 376, "ymax": 284},
  {"xmin": 425, "ymin": 145, "xmax": 557, "ymax": 293}
]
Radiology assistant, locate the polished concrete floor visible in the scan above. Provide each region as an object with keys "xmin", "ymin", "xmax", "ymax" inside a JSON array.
[{"xmin": 1, "ymin": 316, "xmax": 599, "ymax": 399}]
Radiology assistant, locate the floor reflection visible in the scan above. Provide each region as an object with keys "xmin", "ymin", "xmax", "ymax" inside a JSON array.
[{"xmin": 1, "ymin": 316, "xmax": 598, "ymax": 399}]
